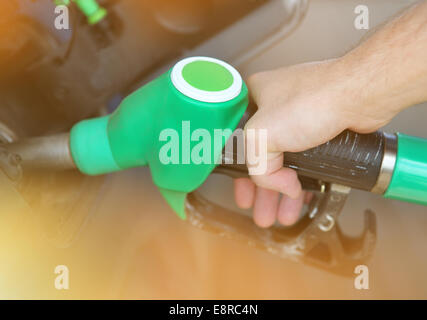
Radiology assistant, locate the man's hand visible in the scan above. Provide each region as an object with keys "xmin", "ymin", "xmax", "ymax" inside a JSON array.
[
  {"xmin": 236, "ymin": 1, "xmax": 427, "ymax": 228},
  {"xmin": 235, "ymin": 60, "xmax": 394, "ymax": 228},
  {"xmin": 235, "ymin": 0, "xmax": 427, "ymax": 228}
]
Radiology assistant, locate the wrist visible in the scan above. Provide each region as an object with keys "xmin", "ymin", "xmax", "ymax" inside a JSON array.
[{"xmin": 327, "ymin": 54, "xmax": 404, "ymax": 132}]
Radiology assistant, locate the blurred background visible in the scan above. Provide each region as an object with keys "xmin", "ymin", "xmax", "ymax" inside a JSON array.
[{"xmin": 0, "ymin": 0, "xmax": 426, "ymax": 299}]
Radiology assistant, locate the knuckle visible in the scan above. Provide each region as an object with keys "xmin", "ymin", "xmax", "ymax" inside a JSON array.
[
  {"xmin": 246, "ymin": 72, "xmax": 262, "ymax": 86},
  {"xmin": 250, "ymin": 174, "xmax": 269, "ymax": 188}
]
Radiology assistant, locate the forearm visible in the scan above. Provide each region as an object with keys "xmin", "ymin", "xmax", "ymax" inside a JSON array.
[{"xmin": 334, "ymin": 1, "xmax": 427, "ymax": 128}]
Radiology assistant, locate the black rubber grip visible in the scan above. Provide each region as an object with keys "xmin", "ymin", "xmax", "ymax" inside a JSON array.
[
  {"xmin": 231, "ymin": 101, "xmax": 385, "ymax": 191},
  {"xmin": 283, "ymin": 130, "xmax": 384, "ymax": 191}
]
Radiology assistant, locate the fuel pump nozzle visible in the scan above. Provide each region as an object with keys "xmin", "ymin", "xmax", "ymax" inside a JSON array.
[{"xmin": 6, "ymin": 56, "xmax": 427, "ymax": 275}]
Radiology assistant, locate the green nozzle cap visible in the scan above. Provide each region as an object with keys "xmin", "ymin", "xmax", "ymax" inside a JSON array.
[
  {"xmin": 171, "ymin": 56, "xmax": 242, "ymax": 103},
  {"xmin": 182, "ymin": 60, "xmax": 234, "ymax": 92},
  {"xmin": 70, "ymin": 57, "xmax": 248, "ymax": 218}
]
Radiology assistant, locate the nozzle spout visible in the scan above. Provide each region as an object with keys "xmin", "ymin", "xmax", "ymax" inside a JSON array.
[{"xmin": 6, "ymin": 133, "xmax": 76, "ymax": 171}]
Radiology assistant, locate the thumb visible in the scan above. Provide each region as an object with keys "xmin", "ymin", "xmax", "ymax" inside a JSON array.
[
  {"xmin": 245, "ymin": 123, "xmax": 302, "ymax": 199},
  {"xmin": 250, "ymin": 152, "xmax": 302, "ymax": 199}
]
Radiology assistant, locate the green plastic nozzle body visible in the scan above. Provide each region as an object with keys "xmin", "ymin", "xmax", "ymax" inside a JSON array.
[
  {"xmin": 70, "ymin": 59, "xmax": 248, "ymax": 218},
  {"xmin": 384, "ymin": 133, "xmax": 427, "ymax": 206}
]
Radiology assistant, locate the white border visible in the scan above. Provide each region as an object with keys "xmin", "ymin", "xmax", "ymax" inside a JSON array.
[{"xmin": 171, "ymin": 56, "xmax": 242, "ymax": 103}]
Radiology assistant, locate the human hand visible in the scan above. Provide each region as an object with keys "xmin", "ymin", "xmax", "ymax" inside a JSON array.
[{"xmin": 235, "ymin": 59, "xmax": 399, "ymax": 228}]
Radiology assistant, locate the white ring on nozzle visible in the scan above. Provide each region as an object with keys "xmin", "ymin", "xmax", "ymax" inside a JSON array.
[{"xmin": 171, "ymin": 56, "xmax": 243, "ymax": 103}]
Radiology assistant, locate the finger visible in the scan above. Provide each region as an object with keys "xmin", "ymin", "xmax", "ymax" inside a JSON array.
[
  {"xmin": 251, "ymin": 167, "xmax": 302, "ymax": 199},
  {"xmin": 304, "ymin": 192, "xmax": 314, "ymax": 204},
  {"xmin": 253, "ymin": 187, "xmax": 280, "ymax": 228},
  {"xmin": 233, "ymin": 178, "xmax": 256, "ymax": 209},
  {"xmin": 247, "ymin": 150, "xmax": 302, "ymax": 199},
  {"xmin": 277, "ymin": 192, "xmax": 305, "ymax": 226},
  {"xmin": 246, "ymin": 73, "xmax": 266, "ymax": 105}
]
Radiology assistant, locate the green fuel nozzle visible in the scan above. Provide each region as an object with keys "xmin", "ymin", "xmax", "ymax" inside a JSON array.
[
  {"xmin": 7, "ymin": 56, "xmax": 427, "ymax": 218},
  {"xmin": 69, "ymin": 57, "xmax": 248, "ymax": 218}
]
